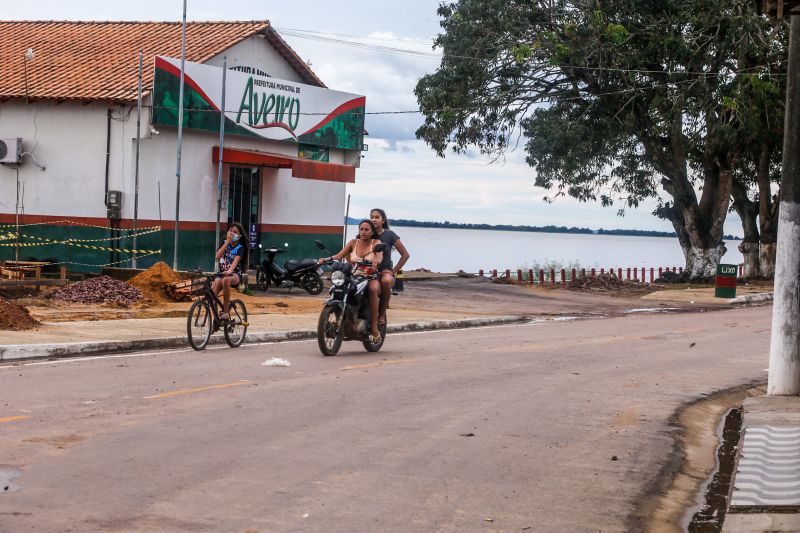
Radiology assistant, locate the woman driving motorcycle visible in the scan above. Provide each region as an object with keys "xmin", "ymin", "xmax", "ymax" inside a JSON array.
[{"xmin": 319, "ymin": 219, "xmax": 383, "ymax": 342}]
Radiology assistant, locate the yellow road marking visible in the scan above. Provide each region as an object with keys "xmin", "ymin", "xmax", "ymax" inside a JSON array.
[
  {"xmin": 340, "ymin": 359, "xmax": 411, "ymax": 371},
  {"xmin": 0, "ymin": 415, "xmax": 30, "ymax": 424},
  {"xmin": 145, "ymin": 380, "xmax": 251, "ymax": 399}
]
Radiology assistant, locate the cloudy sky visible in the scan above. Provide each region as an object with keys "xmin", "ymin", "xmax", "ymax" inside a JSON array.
[{"xmin": 5, "ymin": 1, "xmax": 743, "ymax": 235}]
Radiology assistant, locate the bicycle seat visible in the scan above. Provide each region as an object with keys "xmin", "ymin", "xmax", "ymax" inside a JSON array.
[{"xmin": 284, "ymin": 258, "xmax": 317, "ymax": 272}]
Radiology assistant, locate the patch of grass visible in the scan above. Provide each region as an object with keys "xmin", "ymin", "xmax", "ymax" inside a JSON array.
[{"xmin": 514, "ymin": 259, "xmax": 586, "ymax": 282}]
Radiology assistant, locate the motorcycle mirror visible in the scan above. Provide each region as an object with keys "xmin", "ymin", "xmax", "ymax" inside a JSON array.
[
  {"xmin": 258, "ymin": 243, "xmax": 263, "ymax": 249},
  {"xmin": 314, "ymin": 240, "xmax": 327, "ymax": 251},
  {"xmin": 372, "ymin": 243, "xmax": 387, "ymax": 253},
  {"xmin": 284, "ymin": 242, "xmax": 289, "ymax": 247}
]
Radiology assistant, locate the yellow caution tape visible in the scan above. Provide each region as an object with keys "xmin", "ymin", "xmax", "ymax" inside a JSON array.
[
  {"xmin": 0, "ymin": 241, "xmax": 53, "ymax": 247},
  {"xmin": 65, "ymin": 241, "xmax": 160, "ymax": 254},
  {"xmin": 64, "ymin": 250, "xmax": 162, "ymax": 268},
  {"xmin": 0, "ymin": 219, "xmax": 162, "ymax": 232},
  {"xmin": 5, "ymin": 233, "xmax": 159, "ymax": 254},
  {"xmin": 40, "ymin": 226, "xmax": 162, "ymax": 243},
  {"xmin": 0, "ymin": 251, "xmax": 162, "ymax": 269}
]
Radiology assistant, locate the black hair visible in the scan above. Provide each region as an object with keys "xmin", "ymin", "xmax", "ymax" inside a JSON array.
[
  {"xmin": 370, "ymin": 208, "xmax": 389, "ymax": 229},
  {"xmin": 228, "ymin": 222, "xmax": 250, "ymax": 267},
  {"xmin": 358, "ymin": 219, "xmax": 379, "ymax": 240}
]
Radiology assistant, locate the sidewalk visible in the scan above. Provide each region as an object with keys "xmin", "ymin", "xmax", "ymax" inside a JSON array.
[
  {"xmin": 0, "ymin": 307, "xmax": 527, "ymax": 361},
  {"xmin": 723, "ymin": 395, "xmax": 800, "ymax": 532}
]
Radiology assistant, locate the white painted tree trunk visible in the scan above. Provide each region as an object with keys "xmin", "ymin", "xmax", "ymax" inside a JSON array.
[
  {"xmin": 759, "ymin": 243, "xmax": 777, "ymax": 279},
  {"xmin": 739, "ymin": 242, "xmax": 761, "ymax": 278},
  {"xmin": 768, "ymin": 203, "xmax": 800, "ymax": 395},
  {"xmin": 682, "ymin": 245, "xmax": 726, "ymax": 278}
]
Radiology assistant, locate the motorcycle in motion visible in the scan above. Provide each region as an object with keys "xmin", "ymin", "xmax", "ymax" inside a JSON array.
[
  {"xmin": 314, "ymin": 240, "xmax": 387, "ymax": 356},
  {"xmin": 255, "ymin": 243, "xmax": 324, "ymax": 295}
]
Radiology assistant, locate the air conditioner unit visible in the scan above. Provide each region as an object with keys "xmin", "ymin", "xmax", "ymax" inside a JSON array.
[{"xmin": 0, "ymin": 138, "xmax": 22, "ymax": 164}]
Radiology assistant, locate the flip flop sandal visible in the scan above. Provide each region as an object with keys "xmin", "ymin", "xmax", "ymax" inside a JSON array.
[{"xmin": 369, "ymin": 333, "xmax": 382, "ymax": 344}]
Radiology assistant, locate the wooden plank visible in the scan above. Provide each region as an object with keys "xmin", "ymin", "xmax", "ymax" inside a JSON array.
[{"xmin": 0, "ymin": 279, "xmax": 68, "ymax": 287}]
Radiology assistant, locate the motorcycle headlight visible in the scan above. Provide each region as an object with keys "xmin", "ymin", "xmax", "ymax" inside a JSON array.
[{"xmin": 331, "ymin": 270, "xmax": 346, "ymax": 287}]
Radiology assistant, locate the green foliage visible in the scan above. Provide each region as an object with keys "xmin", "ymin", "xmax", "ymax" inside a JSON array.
[
  {"xmin": 415, "ymin": 0, "xmax": 788, "ymax": 259},
  {"xmin": 605, "ymin": 23, "xmax": 628, "ymax": 43}
]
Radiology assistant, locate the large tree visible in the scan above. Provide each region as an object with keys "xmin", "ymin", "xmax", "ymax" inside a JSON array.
[{"xmin": 415, "ymin": 0, "xmax": 787, "ymax": 278}]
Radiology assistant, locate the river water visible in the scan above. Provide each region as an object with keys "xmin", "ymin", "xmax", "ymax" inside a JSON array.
[{"xmin": 344, "ymin": 225, "xmax": 744, "ymax": 274}]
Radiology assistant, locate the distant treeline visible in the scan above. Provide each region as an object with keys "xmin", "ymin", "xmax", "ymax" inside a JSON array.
[{"xmin": 346, "ymin": 216, "xmax": 741, "ymax": 240}]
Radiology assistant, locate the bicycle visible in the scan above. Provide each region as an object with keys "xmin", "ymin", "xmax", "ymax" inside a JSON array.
[{"xmin": 186, "ymin": 271, "xmax": 249, "ymax": 350}]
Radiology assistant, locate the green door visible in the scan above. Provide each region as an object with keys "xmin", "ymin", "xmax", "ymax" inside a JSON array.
[{"xmin": 227, "ymin": 167, "xmax": 260, "ymax": 269}]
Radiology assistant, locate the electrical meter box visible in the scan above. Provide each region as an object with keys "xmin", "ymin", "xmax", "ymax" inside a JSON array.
[
  {"xmin": 107, "ymin": 190, "xmax": 122, "ymax": 209},
  {"xmin": 107, "ymin": 190, "xmax": 122, "ymax": 219}
]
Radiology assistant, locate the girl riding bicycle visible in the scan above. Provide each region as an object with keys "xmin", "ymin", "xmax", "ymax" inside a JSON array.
[{"xmin": 214, "ymin": 222, "xmax": 249, "ymax": 320}]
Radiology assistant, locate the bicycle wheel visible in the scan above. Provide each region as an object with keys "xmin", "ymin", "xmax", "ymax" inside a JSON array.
[
  {"xmin": 317, "ymin": 306, "xmax": 343, "ymax": 356},
  {"xmin": 187, "ymin": 300, "xmax": 212, "ymax": 350},
  {"xmin": 224, "ymin": 299, "xmax": 249, "ymax": 348}
]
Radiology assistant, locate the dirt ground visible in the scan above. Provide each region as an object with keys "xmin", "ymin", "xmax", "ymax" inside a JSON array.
[{"xmin": 2, "ymin": 275, "xmax": 772, "ymax": 324}]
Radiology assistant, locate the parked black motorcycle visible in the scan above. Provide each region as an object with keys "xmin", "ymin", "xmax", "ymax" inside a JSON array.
[
  {"xmin": 314, "ymin": 240, "xmax": 387, "ymax": 356},
  {"xmin": 255, "ymin": 244, "xmax": 324, "ymax": 295}
]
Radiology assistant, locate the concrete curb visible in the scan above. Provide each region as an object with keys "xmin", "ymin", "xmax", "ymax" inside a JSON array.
[
  {"xmin": 730, "ymin": 292, "xmax": 773, "ymax": 305},
  {"xmin": 0, "ymin": 315, "xmax": 527, "ymax": 362}
]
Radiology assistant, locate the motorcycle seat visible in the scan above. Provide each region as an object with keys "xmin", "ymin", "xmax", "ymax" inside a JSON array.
[{"xmin": 284, "ymin": 258, "xmax": 317, "ymax": 272}]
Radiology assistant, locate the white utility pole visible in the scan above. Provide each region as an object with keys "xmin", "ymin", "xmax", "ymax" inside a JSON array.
[
  {"xmin": 768, "ymin": 6, "xmax": 800, "ymax": 395},
  {"xmin": 172, "ymin": 0, "xmax": 187, "ymax": 271}
]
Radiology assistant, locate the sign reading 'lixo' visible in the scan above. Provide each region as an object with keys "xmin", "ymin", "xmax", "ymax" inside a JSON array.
[{"xmin": 715, "ymin": 263, "xmax": 738, "ymax": 298}]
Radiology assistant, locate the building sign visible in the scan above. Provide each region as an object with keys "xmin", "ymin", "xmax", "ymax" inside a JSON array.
[
  {"xmin": 249, "ymin": 223, "xmax": 258, "ymax": 250},
  {"xmin": 152, "ymin": 56, "xmax": 366, "ymax": 151}
]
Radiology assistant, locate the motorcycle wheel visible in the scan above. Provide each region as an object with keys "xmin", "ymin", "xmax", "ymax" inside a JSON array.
[
  {"xmin": 363, "ymin": 321, "xmax": 387, "ymax": 352},
  {"xmin": 256, "ymin": 269, "xmax": 270, "ymax": 291},
  {"xmin": 317, "ymin": 306, "xmax": 343, "ymax": 356},
  {"xmin": 302, "ymin": 273, "xmax": 324, "ymax": 295}
]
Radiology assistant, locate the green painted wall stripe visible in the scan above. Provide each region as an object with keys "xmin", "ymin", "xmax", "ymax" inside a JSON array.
[{"xmin": 0, "ymin": 224, "xmax": 342, "ymax": 273}]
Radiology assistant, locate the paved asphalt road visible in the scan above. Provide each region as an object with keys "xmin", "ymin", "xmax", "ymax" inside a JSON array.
[{"xmin": 0, "ymin": 306, "xmax": 771, "ymax": 532}]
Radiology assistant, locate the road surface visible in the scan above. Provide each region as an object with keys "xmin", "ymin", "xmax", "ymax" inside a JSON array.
[{"xmin": 0, "ymin": 306, "xmax": 771, "ymax": 532}]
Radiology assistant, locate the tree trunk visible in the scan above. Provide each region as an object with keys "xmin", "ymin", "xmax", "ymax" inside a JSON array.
[
  {"xmin": 760, "ymin": 243, "xmax": 777, "ymax": 278},
  {"xmin": 757, "ymin": 140, "xmax": 779, "ymax": 279},
  {"xmin": 682, "ymin": 244, "xmax": 727, "ymax": 278},
  {"xmin": 731, "ymin": 177, "xmax": 761, "ymax": 278},
  {"xmin": 739, "ymin": 242, "xmax": 761, "ymax": 278},
  {"xmin": 660, "ymin": 198, "xmax": 729, "ymax": 279},
  {"xmin": 643, "ymin": 110, "xmax": 733, "ymax": 280},
  {"xmin": 684, "ymin": 163, "xmax": 733, "ymax": 278}
]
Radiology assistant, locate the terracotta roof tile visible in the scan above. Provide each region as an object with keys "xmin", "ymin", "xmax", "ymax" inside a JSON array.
[{"xmin": 0, "ymin": 21, "xmax": 325, "ymax": 103}]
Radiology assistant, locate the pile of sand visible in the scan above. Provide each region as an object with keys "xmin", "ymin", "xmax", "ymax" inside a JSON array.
[
  {"xmin": 0, "ymin": 296, "xmax": 41, "ymax": 330},
  {"xmin": 128, "ymin": 262, "xmax": 184, "ymax": 303}
]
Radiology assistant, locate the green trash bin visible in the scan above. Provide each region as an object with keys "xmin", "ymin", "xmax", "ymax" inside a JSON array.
[{"xmin": 715, "ymin": 264, "xmax": 737, "ymax": 298}]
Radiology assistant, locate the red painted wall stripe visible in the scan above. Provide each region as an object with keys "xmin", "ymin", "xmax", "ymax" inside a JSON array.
[{"xmin": 0, "ymin": 213, "xmax": 342, "ymax": 234}]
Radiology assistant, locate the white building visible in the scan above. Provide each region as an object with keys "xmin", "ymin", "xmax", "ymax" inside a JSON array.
[{"xmin": 0, "ymin": 21, "xmax": 365, "ymax": 271}]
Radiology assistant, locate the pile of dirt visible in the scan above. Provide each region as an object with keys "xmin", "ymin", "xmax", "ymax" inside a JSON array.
[
  {"xmin": 567, "ymin": 273, "xmax": 625, "ymax": 291},
  {"xmin": 50, "ymin": 276, "xmax": 144, "ymax": 306},
  {"xmin": 128, "ymin": 262, "xmax": 183, "ymax": 303},
  {"xmin": 0, "ymin": 296, "xmax": 41, "ymax": 330}
]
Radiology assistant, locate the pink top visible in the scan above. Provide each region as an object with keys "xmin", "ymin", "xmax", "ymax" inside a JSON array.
[{"xmin": 348, "ymin": 238, "xmax": 382, "ymax": 266}]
